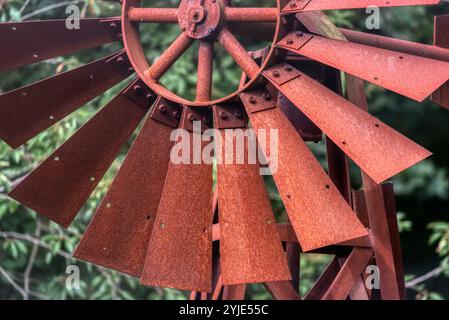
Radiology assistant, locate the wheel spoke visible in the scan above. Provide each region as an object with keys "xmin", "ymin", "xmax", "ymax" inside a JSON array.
[
  {"xmin": 128, "ymin": 8, "xmax": 179, "ymax": 23},
  {"xmin": 217, "ymin": 28, "xmax": 260, "ymax": 79},
  {"xmin": 224, "ymin": 7, "xmax": 278, "ymax": 22},
  {"xmin": 196, "ymin": 41, "xmax": 214, "ymax": 102},
  {"xmin": 145, "ymin": 32, "xmax": 195, "ymax": 80}
]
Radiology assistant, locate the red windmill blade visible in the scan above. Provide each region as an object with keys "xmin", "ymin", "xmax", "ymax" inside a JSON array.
[
  {"xmin": 73, "ymin": 97, "xmax": 180, "ymax": 277},
  {"xmin": 0, "ymin": 0, "xmax": 446, "ymax": 300},
  {"xmin": 0, "ymin": 18, "xmax": 121, "ymax": 73},
  {"xmin": 0, "ymin": 51, "xmax": 133, "ymax": 148},
  {"xmin": 281, "ymin": 0, "xmax": 440, "ymax": 13},
  {"xmin": 8, "ymin": 79, "xmax": 153, "ymax": 228}
]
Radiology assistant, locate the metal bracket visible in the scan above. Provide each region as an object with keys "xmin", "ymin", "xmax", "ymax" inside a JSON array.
[
  {"xmin": 180, "ymin": 106, "xmax": 212, "ymax": 132},
  {"xmin": 150, "ymin": 97, "xmax": 182, "ymax": 128},
  {"xmin": 281, "ymin": 0, "xmax": 311, "ymax": 13},
  {"xmin": 213, "ymin": 104, "xmax": 247, "ymax": 129},
  {"xmin": 240, "ymin": 90, "xmax": 277, "ymax": 114},
  {"xmin": 277, "ymin": 32, "xmax": 313, "ymax": 51},
  {"xmin": 123, "ymin": 79, "xmax": 157, "ymax": 110},
  {"xmin": 263, "ymin": 63, "xmax": 302, "ymax": 86}
]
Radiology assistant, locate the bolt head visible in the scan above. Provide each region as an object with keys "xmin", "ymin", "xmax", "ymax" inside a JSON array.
[
  {"xmin": 249, "ymin": 96, "xmax": 257, "ymax": 104},
  {"xmin": 219, "ymin": 111, "xmax": 228, "ymax": 120}
]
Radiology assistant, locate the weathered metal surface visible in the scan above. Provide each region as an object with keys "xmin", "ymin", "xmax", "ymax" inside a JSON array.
[
  {"xmin": 322, "ymin": 248, "xmax": 373, "ymax": 300},
  {"xmin": 286, "ymin": 241, "xmax": 300, "ymax": 293},
  {"xmin": 277, "ymin": 32, "xmax": 449, "ymax": 102},
  {"xmin": 8, "ymin": 80, "xmax": 151, "ymax": 228},
  {"xmin": 382, "ymin": 183, "xmax": 406, "ymax": 300},
  {"xmin": 264, "ymin": 64, "xmax": 432, "ymax": 184},
  {"xmin": 140, "ymin": 107, "xmax": 214, "ymax": 292},
  {"xmin": 216, "ymin": 115, "xmax": 291, "ymax": 285},
  {"xmin": 0, "ymin": 51, "xmax": 132, "ymax": 149},
  {"xmin": 0, "ymin": 18, "xmax": 121, "ymax": 73},
  {"xmin": 196, "ymin": 41, "xmax": 214, "ymax": 102},
  {"xmin": 434, "ymin": 15, "xmax": 449, "ymax": 49},
  {"xmin": 213, "ymin": 104, "xmax": 246, "ymax": 129},
  {"xmin": 128, "ymin": 8, "xmax": 179, "ymax": 22},
  {"xmin": 264, "ymin": 281, "xmax": 301, "ymax": 300},
  {"xmin": 217, "ymin": 28, "xmax": 260, "ymax": 79},
  {"xmin": 224, "ymin": 7, "xmax": 278, "ymax": 22},
  {"xmin": 122, "ymin": 0, "xmax": 281, "ymax": 107},
  {"xmin": 339, "ymin": 27, "xmax": 449, "ymax": 63},
  {"xmin": 306, "ymin": 257, "xmax": 341, "ymax": 300},
  {"xmin": 431, "ymin": 81, "xmax": 449, "ymax": 110},
  {"xmin": 282, "ymin": 0, "xmax": 440, "ymax": 13},
  {"xmin": 145, "ymin": 32, "xmax": 194, "ymax": 80},
  {"xmin": 222, "ymin": 284, "xmax": 247, "ymax": 300},
  {"xmin": 278, "ymin": 92, "xmax": 322, "ymax": 142},
  {"xmin": 73, "ymin": 100, "xmax": 178, "ymax": 277},
  {"xmin": 241, "ymin": 90, "xmax": 368, "ymax": 251},
  {"xmin": 178, "ymin": 0, "xmax": 223, "ymax": 39}
]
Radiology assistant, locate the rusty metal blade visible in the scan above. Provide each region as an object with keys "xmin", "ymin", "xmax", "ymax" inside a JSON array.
[
  {"xmin": 141, "ymin": 107, "xmax": 213, "ymax": 292},
  {"xmin": 338, "ymin": 28, "xmax": 449, "ymax": 63},
  {"xmin": 73, "ymin": 99, "xmax": 178, "ymax": 277},
  {"xmin": 264, "ymin": 64, "xmax": 432, "ymax": 183},
  {"xmin": 282, "ymin": 0, "xmax": 440, "ymax": 13},
  {"xmin": 0, "ymin": 18, "xmax": 121, "ymax": 73},
  {"xmin": 240, "ymin": 90, "xmax": 368, "ymax": 251},
  {"xmin": 216, "ymin": 122, "xmax": 291, "ymax": 285},
  {"xmin": 277, "ymin": 32, "xmax": 449, "ymax": 101},
  {"xmin": 0, "ymin": 51, "xmax": 132, "ymax": 149},
  {"xmin": 8, "ymin": 80, "xmax": 151, "ymax": 228},
  {"xmin": 435, "ymin": 15, "xmax": 449, "ymax": 49}
]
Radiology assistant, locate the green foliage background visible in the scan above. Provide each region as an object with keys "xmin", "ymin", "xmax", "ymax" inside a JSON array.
[{"xmin": 0, "ymin": 0, "xmax": 449, "ymax": 300}]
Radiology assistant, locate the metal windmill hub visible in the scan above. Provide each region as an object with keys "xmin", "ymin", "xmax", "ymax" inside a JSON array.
[
  {"xmin": 178, "ymin": 0, "xmax": 224, "ymax": 39},
  {"xmin": 122, "ymin": 0, "xmax": 281, "ymax": 107}
]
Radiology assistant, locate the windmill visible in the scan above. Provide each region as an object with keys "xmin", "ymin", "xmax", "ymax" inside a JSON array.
[{"xmin": 1, "ymin": 0, "xmax": 448, "ymax": 300}]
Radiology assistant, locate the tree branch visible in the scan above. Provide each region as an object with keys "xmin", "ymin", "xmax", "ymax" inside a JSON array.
[{"xmin": 405, "ymin": 266, "xmax": 445, "ymax": 288}]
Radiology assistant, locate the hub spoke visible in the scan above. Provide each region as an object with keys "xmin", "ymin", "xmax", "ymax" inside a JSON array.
[
  {"xmin": 196, "ymin": 41, "xmax": 214, "ymax": 102},
  {"xmin": 217, "ymin": 28, "xmax": 260, "ymax": 79},
  {"xmin": 128, "ymin": 8, "xmax": 179, "ymax": 23},
  {"xmin": 145, "ymin": 32, "xmax": 195, "ymax": 81},
  {"xmin": 224, "ymin": 7, "xmax": 278, "ymax": 22}
]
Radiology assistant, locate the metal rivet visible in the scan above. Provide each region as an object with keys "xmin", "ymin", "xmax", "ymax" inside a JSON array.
[
  {"xmin": 266, "ymin": 219, "xmax": 272, "ymax": 225},
  {"xmin": 133, "ymin": 85, "xmax": 143, "ymax": 94},
  {"xmin": 54, "ymin": 156, "xmax": 60, "ymax": 162},
  {"xmin": 116, "ymin": 57, "xmax": 125, "ymax": 64},
  {"xmin": 90, "ymin": 177, "xmax": 96, "ymax": 182},
  {"xmin": 158, "ymin": 104, "xmax": 167, "ymax": 113},
  {"xmin": 272, "ymin": 70, "xmax": 281, "ymax": 78},
  {"xmin": 219, "ymin": 111, "xmax": 228, "ymax": 119},
  {"xmin": 188, "ymin": 113, "xmax": 196, "ymax": 122},
  {"xmin": 249, "ymin": 96, "xmax": 257, "ymax": 104},
  {"xmin": 325, "ymin": 184, "xmax": 330, "ymax": 189},
  {"xmin": 105, "ymin": 203, "xmax": 112, "ymax": 208},
  {"xmin": 234, "ymin": 111, "xmax": 243, "ymax": 119},
  {"xmin": 285, "ymin": 65, "xmax": 292, "ymax": 72},
  {"xmin": 49, "ymin": 115, "xmax": 55, "ymax": 120},
  {"xmin": 172, "ymin": 110, "xmax": 180, "ymax": 119},
  {"xmin": 160, "ymin": 222, "xmax": 166, "ymax": 229}
]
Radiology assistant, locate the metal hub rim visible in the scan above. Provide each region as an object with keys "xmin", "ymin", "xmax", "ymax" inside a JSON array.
[{"xmin": 122, "ymin": 0, "xmax": 281, "ymax": 107}]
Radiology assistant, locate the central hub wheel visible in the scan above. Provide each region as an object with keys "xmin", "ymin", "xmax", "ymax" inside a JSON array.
[
  {"xmin": 178, "ymin": 0, "xmax": 224, "ymax": 39},
  {"xmin": 122, "ymin": 0, "xmax": 281, "ymax": 107}
]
